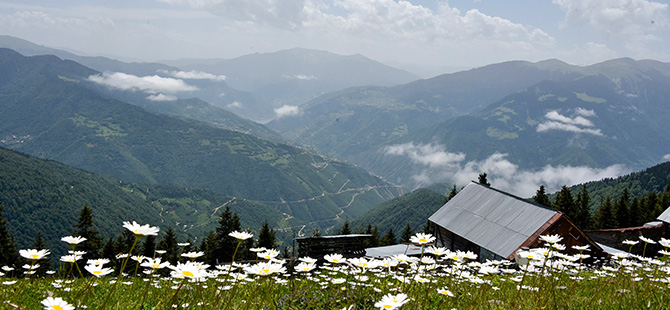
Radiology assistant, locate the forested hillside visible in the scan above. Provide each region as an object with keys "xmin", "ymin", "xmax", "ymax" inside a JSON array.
[
  {"xmin": 351, "ymin": 188, "xmax": 448, "ymax": 244},
  {"xmin": 0, "ymin": 146, "xmax": 288, "ymax": 256},
  {"xmin": 0, "ymin": 48, "xmax": 401, "ymax": 233},
  {"xmin": 537, "ymin": 161, "xmax": 670, "ymax": 229}
]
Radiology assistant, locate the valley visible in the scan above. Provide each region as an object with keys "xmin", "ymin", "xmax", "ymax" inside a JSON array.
[{"xmin": 0, "ymin": 35, "xmax": 668, "ymax": 253}]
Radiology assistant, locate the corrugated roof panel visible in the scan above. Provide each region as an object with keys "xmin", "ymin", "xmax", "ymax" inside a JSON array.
[
  {"xmin": 429, "ymin": 182, "xmax": 558, "ymax": 258},
  {"xmin": 365, "ymin": 244, "xmax": 423, "ymax": 258},
  {"xmin": 657, "ymin": 207, "xmax": 670, "ymax": 224}
]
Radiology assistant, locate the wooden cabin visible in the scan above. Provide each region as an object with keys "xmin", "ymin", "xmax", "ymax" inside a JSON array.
[{"xmin": 428, "ymin": 182, "xmax": 606, "ymax": 261}]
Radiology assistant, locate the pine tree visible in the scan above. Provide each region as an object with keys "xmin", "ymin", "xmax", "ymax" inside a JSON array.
[
  {"xmin": 554, "ymin": 186, "xmax": 576, "ymax": 219},
  {"xmin": 32, "ymin": 232, "xmax": 51, "ymax": 277},
  {"xmin": 400, "ymin": 223, "xmax": 413, "ymax": 243},
  {"xmin": 338, "ymin": 220, "xmax": 352, "ymax": 235},
  {"xmin": 201, "ymin": 230, "xmax": 218, "ymax": 266},
  {"xmin": 242, "ymin": 237, "xmax": 255, "ymax": 260},
  {"xmin": 629, "ymin": 197, "xmax": 641, "ymax": 227},
  {"xmin": 532, "ymin": 185, "xmax": 553, "ymax": 208},
  {"xmin": 0, "ymin": 203, "xmax": 19, "ymax": 268},
  {"xmin": 594, "ymin": 197, "xmax": 617, "ymax": 229},
  {"xmin": 448, "ymin": 185, "xmax": 458, "ymax": 201},
  {"xmin": 615, "ymin": 188, "xmax": 631, "ymax": 228},
  {"xmin": 380, "ymin": 228, "xmax": 396, "ymax": 246},
  {"xmin": 141, "ymin": 235, "xmax": 157, "ymax": 258},
  {"xmin": 575, "ymin": 185, "xmax": 592, "ymax": 229},
  {"xmin": 156, "ymin": 227, "xmax": 179, "ymax": 264},
  {"xmin": 182, "ymin": 238, "xmax": 194, "ymax": 254},
  {"xmin": 364, "ymin": 225, "xmax": 380, "ymax": 248},
  {"xmin": 213, "ymin": 206, "xmax": 242, "ymax": 262},
  {"xmin": 115, "ymin": 229, "xmax": 136, "ymax": 255},
  {"xmin": 422, "ymin": 220, "xmax": 433, "ymax": 234},
  {"xmin": 74, "ymin": 205, "xmax": 103, "ymax": 260},
  {"xmin": 257, "ymin": 221, "xmax": 277, "ymax": 250},
  {"xmin": 101, "ymin": 238, "xmax": 118, "ymax": 270},
  {"xmin": 478, "ymin": 173, "xmax": 491, "ymax": 186}
]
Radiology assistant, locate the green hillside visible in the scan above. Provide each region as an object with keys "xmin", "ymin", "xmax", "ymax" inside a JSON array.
[
  {"xmin": 0, "ymin": 146, "xmax": 287, "ymax": 256},
  {"xmin": 268, "ymin": 58, "xmax": 670, "ymax": 189},
  {"xmin": 363, "ymin": 74, "xmax": 670, "ymax": 188},
  {"xmin": 351, "ymin": 189, "xmax": 447, "ymax": 239},
  {"xmin": 0, "ymin": 48, "xmax": 401, "ymax": 233},
  {"xmin": 267, "ymin": 60, "xmax": 581, "ymax": 161},
  {"xmin": 558, "ymin": 161, "xmax": 670, "ymax": 212}
]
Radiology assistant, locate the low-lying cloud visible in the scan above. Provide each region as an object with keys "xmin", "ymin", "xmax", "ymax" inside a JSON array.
[
  {"xmin": 88, "ymin": 72, "xmax": 197, "ymax": 94},
  {"xmin": 226, "ymin": 101, "xmax": 243, "ymax": 109},
  {"xmin": 282, "ymin": 74, "xmax": 318, "ymax": 80},
  {"xmin": 537, "ymin": 109, "xmax": 603, "ymax": 136},
  {"xmin": 274, "ymin": 105, "xmax": 300, "ymax": 118},
  {"xmin": 385, "ymin": 143, "xmax": 465, "ymax": 168},
  {"xmin": 159, "ymin": 69, "xmax": 226, "ymax": 81},
  {"xmin": 385, "ymin": 142, "xmax": 627, "ymax": 197},
  {"xmin": 146, "ymin": 93, "xmax": 177, "ymax": 101}
]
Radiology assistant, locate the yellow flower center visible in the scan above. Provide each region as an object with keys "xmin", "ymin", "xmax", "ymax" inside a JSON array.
[
  {"xmin": 419, "ymin": 238, "xmax": 427, "ymax": 243},
  {"xmin": 94, "ymin": 270, "xmax": 102, "ymax": 275},
  {"xmin": 333, "ymin": 259, "xmax": 339, "ymax": 263},
  {"xmin": 52, "ymin": 306, "xmax": 63, "ymax": 310},
  {"xmin": 152, "ymin": 264, "xmax": 160, "ymax": 268},
  {"xmin": 31, "ymin": 254, "xmax": 39, "ymax": 259},
  {"xmin": 182, "ymin": 271, "xmax": 194, "ymax": 277},
  {"xmin": 383, "ymin": 305, "xmax": 393, "ymax": 309},
  {"xmin": 262, "ymin": 268, "xmax": 270, "ymax": 274}
]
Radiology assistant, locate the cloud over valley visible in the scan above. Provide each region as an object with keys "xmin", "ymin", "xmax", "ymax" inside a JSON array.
[
  {"xmin": 385, "ymin": 142, "xmax": 627, "ymax": 197},
  {"xmin": 88, "ymin": 72, "xmax": 197, "ymax": 95}
]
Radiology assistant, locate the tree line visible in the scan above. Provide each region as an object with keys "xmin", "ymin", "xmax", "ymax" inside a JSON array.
[
  {"xmin": 532, "ymin": 184, "xmax": 670, "ymax": 230},
  {"xmin": 0, "ymin": 203, "xmax": 279, "ymax": 274}
]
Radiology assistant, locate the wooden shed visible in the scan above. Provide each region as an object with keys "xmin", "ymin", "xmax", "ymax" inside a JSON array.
[
  {"xmin": 295, "ymin": 234, "xmax": 371, "ymax": 259},
  {"xmin": 428, "ymin": 182, "xmax": 605, "ymax": 261}
]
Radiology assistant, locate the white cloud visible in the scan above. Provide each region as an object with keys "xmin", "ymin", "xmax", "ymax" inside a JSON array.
[
  {"xmin": 537, "ymin": 110, "xmax": 603, "ymax": 136},
  {"xmin": 88, "ymin": 72, "xmax": 197, "ymax": 94},
  {"xmin": 226, "ymin": 101, "xmax": 243, "ymax": 108},
  {"xmin": 283, "ymin": 74, "xmax": 318, "ymax": 80},
  {"xmin": 146, "ymin": 93, "xmax": 178, "ymax": 101},
  {"xmin": 553, "ymin": 0, "xmax": 669, "ymax": 36},
  {"xmin": 663, "ymin": 154, "xmax": 670, "ymax": 161},
  {"xmin": 274, "ymin": 105, "xmax": 301, "ymax": 118},
  {"xmin": 544, "ymin": 110, "xmax": 594, "ymax": 127},
  {"xmin": 157, "ymin": 0, "xmax": 306, "ymax": 29},
  {"xmin": 159, "ymin": 69, "xmax": 226, "ymax": 81},
  {"xmin": 152, "ymin": 0, "xmax": 555, "ymax": 66},
  {"xmin": 537, "ymin": 121, "xmax": 603, "ymax": 136},
  {"xmin": 385, "ymin": 144, "xmax": 628, "ymax": 197},
  {"xmin": 384, "ymin": 143, "xmax": 465, "ymax": 168},
  {"xmin": 574, "ymin": 107, "xmax": 596, "ymax": 117}
]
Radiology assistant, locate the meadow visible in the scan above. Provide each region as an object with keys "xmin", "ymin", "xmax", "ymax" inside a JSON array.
[{"xmin": 2, "ymin": 222, "xmax": 670, "ymax": 309}]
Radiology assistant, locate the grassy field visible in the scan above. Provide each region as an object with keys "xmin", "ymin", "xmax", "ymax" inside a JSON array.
[{"xmin": 2, "ymin": 231, "xmax": 670, "ymax": 309}]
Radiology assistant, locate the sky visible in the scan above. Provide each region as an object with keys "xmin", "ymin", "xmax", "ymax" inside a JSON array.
[{"xmin": 1, "ymin": 0, "xmax": 670, "ymax": 70}]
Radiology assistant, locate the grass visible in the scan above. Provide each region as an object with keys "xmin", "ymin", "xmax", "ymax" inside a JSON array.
[{"xmin": 2, "ymin": 234, "xmax": 670, "ymax": 309}]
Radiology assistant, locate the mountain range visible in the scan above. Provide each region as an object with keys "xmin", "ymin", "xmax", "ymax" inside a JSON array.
[
  {"xmin": 2, "ymin": 34, "xmax": 670, "ymax": 248},
  {"xmin": 163, "ymin": 48, "xmax": 420, "ymax": 121},
  {"xmin": 0, "ymin": 35, "xmax": 419, "ymax": 123},
  {"xmin": 268, "ymin": 58, "xmax": 670, "ymax": 188},
  {"xmin": 0, "ymin": 48, "xmax": 401, "ymax": 239}
]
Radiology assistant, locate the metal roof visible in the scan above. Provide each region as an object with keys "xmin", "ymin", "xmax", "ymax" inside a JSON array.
[
  {"xmin": 657, "ymin": 206, "xmax": 670, "ymax": 224},
  {"xmin": 428, "ymin": 182, "xmax": 558, "ymax": 259},
  {"xmin": 365, "ymin": 244, "xmax": 424, "ymax": 258},
  {"xmin": 294, "ymin": 234, "xmax": 372, "ymax": 241}
]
